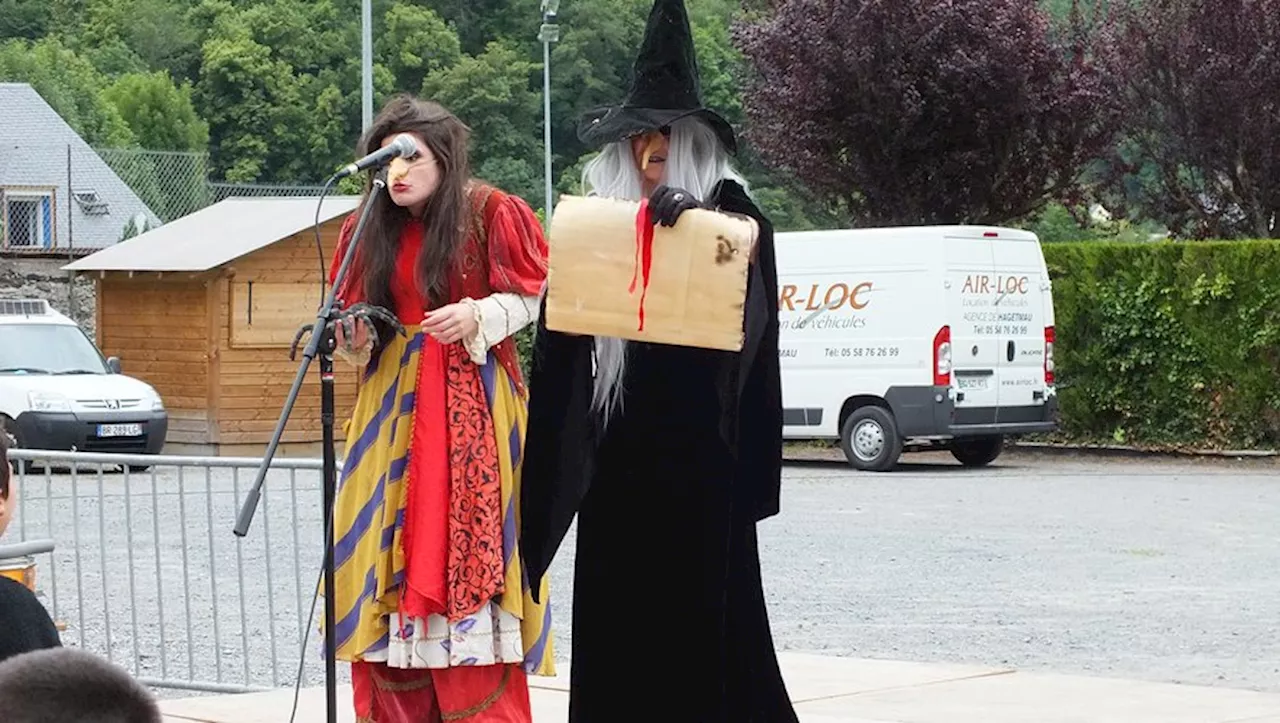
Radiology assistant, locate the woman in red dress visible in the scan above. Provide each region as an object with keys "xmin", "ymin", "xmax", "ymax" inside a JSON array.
[{"xmin": 326, "ymin": 94, "xmax": 553, "ymax": 722}]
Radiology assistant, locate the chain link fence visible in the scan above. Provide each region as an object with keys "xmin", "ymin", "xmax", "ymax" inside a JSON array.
[
  {"xmin": 96, "ymin": 148, "xmax": 330, "ymax": 232},
  {"xmin": 94, "ymin": 149, "xmax": 213, "ymax": 228},
  {"xmin": 0, "ymin": 144, "xmax": 328, "ymax": 254}
]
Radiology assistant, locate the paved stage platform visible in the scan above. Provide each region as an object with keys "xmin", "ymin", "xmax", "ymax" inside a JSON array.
[{"xmin": 158, "ymin": 652, "xmax": 1280, "ymax": 722}]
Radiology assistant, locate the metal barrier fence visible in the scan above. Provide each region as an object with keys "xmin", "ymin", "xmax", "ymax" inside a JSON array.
[{"xmin": 7, "ymin": 449, "xmax": 338, "ymax": 696}]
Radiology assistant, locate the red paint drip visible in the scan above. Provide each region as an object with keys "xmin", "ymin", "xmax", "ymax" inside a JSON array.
[
  {"xmin": 630, "ymin": 199, "xmax": 655, "ymax": 331},
  {"xmin": 629, "ymin": 199, "xmax": 645, "ymax": 294}
]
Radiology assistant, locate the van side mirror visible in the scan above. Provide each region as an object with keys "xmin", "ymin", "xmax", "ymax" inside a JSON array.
[{"xmin": 107, "ymin": 357, "xmax": 122, "ymax": 374}]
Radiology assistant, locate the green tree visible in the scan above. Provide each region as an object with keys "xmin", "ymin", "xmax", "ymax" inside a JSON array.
[
  {"xmin": 691, "ymin": 23, "xmax": 744, "ymax": 128},
  {"xmin": 42, "ymin": 0, "xmax": 90, "ymax": 38},
  {"xmin": 5, "ymin": 0, "xmax": 806, "ymax": 217},
  {"xmin": 76, "ymin": 0, "xmax": 202, "ymax": 81},
  {"xmin": 103, "ymin": 71, "xmax": 209, "ymax": 151},
  {"xmin": 377, "ymin": 4, "xmax": 462, "ymax": 97},
  {"xmin": 0, "ymin": 0, "xmax": 52, "ymax": 40},
  {"xmin": 422, "ymin": 40, "xmax": 544, "ymax": 206},
  {"xmin": 194, "ymin": 0, "xmax": 360, "ymax": 183},
  {"xmin": 0, "ymin": 38, "xmax": 135, "ymax": 147},
  {"xmin": 431, "ymin": 0, "xmax": 541, "ymax": 57},
  {"xmin": 538, "ymin": 0, "xmax": 837, "ymax": 230},
  {"xmin": 99, "ymin": 71, "xmax": 212, "ymax": 221},
  {"xmin": 546, "ymin": 0, "xmax": 652, "ymax": 177},
  {"xmin": 197, "ymin": 30, "xmax": 297, "ymax": 181}
]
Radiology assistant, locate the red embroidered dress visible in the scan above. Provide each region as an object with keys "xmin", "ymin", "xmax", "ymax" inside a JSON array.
[{"xmin": 327, "ymin": 184, "xmax": 552, "ymax": 722}]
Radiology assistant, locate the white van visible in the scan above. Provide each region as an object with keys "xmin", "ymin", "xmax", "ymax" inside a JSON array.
[
  {"xmin": 0, "ymin": 299, "xmax": 168, "ymax": 461},
  {"xmin": 775, "ymin": 225, "xmax": 1057, "ymax": 471}
]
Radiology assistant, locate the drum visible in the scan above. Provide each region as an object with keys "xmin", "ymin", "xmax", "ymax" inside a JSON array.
[{"xmin": 0, "ymin": 556, "xmax": 37, "ymax": 592}]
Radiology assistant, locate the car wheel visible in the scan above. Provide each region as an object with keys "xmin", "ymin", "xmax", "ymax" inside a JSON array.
[
  {"xmin": 840, "ymin": 405, "xmax": 903, "ymax": 472},
  {"xmin": 950, "ymin": 436, "xmax": 1004, "ymax": 467}
]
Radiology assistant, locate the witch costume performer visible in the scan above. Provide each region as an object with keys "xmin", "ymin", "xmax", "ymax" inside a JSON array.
[
  {"xmin": 324, "ymin": 95, "xmax": 554, "ymax": 722},
  {"xmin": 519, "ymin": 1, "xmax": 799, "ymax": 721}
]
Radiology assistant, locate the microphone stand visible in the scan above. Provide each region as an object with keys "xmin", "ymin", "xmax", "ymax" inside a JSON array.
[{"xmin": 233, "ymin": 174, "xmax": 386, "ymax": 723}]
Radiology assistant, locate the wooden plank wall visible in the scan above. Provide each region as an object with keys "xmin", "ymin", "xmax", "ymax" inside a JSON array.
[
  {"xmin": 215, "ymin": 224, "xmax": 361, "ymax": 446},
  {"xmin": 97, "ymin": 276, "xmax": 212, "ymax": 445},
  {"xmin": 229, "ymin": 280, "xmax": 331, "ymax": 348}
]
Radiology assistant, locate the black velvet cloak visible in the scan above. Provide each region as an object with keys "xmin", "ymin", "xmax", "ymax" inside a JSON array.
[{"xmin": 519, "ymin": 179, "xmax": 798, "ymax": 723}]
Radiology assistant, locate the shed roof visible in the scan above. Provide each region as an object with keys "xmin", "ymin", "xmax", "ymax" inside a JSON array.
[{"xmin": 64, "ymin": 196, "xmax": 361, "ymax": 272}]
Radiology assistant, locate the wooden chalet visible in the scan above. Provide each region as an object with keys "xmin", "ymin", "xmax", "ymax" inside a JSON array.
[{"xmin": 64, "ymin": 196, "xmax": 366, "ymax": 456}]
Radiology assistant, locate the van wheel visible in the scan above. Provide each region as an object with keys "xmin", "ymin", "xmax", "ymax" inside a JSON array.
[
  {"xmin": 950, "ymin": 436, "xmax": 1004, "ymax": 467},
  {"xmin": 840, "ymin": 406, "xmax": 903, "ymax": 472}
]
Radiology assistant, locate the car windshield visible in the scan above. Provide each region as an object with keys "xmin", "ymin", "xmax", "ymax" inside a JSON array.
[{"xmin": 0, "ymin": 324, "xmax": 109, "ymax": 375}]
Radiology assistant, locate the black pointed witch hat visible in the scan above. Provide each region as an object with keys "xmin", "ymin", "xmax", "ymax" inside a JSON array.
[{"xmin": 577, "ymin": 0, "xmax": 738, "ymax": 154}]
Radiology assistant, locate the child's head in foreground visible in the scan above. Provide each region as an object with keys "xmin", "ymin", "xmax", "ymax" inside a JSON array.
[{"xmin": 0, "ymin": 646, "xmax": 162, "ymax": 723}]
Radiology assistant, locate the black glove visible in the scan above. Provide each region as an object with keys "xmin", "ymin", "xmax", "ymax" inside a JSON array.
[{"xmin": 648, "ymin": 185, "xmax": 705, "ymax": 227}]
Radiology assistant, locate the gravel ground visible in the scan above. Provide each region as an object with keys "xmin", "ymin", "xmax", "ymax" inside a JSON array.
[{"xmin": 7, "ymin": 449, "xmax": 1279, "ymax": 697}]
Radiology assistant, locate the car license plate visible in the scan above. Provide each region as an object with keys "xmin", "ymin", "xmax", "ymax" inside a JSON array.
[
  {"xmin": 956, "ymin": 376, "xmax": 989, "ymax": 391},
  {"xmin": 97, "ymin": 423, "xmax": 142, "ymax": 438}
]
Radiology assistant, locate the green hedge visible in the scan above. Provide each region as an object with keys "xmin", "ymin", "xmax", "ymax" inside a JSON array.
[{"xmin": 1043, "ymin": 240, "xmax": 1280, "ymax": 451}]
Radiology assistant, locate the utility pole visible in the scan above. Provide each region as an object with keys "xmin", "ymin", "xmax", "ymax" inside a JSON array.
[{"xmin": 538, "ymin": 0, "xmax": 561, "ymax": 230}]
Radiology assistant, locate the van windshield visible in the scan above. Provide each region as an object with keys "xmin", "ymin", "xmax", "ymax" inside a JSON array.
[{"xmin": 0, "ymin": 324, "xmax": 109, "ymax": 375}]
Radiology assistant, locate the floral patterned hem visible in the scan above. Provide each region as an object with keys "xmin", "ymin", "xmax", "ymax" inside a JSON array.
[{"xmin": 360, "ymin": 603, "xmax": 525, "ymax": 670}]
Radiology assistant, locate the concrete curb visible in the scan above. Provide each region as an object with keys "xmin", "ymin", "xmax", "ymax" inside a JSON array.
[
  {"xmin": 781, "ymin": 441, "xmax": 1279, "ymax": 464},
  {"xmin": 1009, "ymin": 440, "xmax": 1279, "ymax": 459}
]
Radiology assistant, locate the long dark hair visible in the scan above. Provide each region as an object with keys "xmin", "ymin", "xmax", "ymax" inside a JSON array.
[{"xmin": 353, "ymin": 94, "xmax": 472, "ymax": 312}]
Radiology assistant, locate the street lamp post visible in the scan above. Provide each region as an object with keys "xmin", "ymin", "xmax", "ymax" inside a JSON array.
[
  {"xmin": 538, "ymin": 0, "xmax": 561, "ymax": 230},
  {"xmin": 362, "ymin": 0, "xmax": 373, "ymax": 131}
]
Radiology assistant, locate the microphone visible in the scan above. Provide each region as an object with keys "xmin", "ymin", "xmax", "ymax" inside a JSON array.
[{"xmin": 331, "ymin": 134, "xmax": 418, "ymax": 180}]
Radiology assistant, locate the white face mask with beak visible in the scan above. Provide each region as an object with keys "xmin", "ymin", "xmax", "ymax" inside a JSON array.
[
  {"xmin": 631, "ymin": 129, "xmax": 670, "ymax": 194},
  {"xmin": 383, "ymin": 135, "xmax": 440, "ymax": 217}
]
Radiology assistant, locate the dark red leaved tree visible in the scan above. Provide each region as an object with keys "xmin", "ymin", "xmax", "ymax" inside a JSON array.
[
  {"xmin": 732, "ymin": 0, "xmax": 1122, "ymax": 227},
  {"xmin": 1097, "ymin": 0, "xmax": 1280, "ymax": 239}
]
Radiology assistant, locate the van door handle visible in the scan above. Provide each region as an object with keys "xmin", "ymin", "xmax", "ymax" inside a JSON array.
[{"xmin": 1006, "ymin": 341, "xmax": 1015, "ymax": 362}]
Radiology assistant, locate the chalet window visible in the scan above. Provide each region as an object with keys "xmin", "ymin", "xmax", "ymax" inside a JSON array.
[{"xmin": 2, "ymin": 189, "xmax": 55, "ymax": 249}]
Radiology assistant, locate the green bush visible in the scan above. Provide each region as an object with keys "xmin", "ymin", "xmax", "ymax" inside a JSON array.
[
  {"xmin": 514, "ymin": 324, "xmax": 534, "ymax": 379},
  {"xmin": 1044, "ymin": 240, "xmax": 1280, "ymax": 450}
]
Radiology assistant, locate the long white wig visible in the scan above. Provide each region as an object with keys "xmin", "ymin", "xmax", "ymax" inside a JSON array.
[{"xmin": 574, "ymin": 115, "xmax": 750, "ymax": 426}]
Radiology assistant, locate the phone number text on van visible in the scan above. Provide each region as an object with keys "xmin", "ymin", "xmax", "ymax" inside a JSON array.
[{"xmin": 972, "ymin": 324, "xmax": 1031, "ymax": 336}]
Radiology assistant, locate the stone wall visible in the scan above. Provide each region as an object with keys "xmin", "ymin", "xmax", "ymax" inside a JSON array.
[{"xmin": 0, "ymin": 256, "xmax": 96, "ymax": 337}]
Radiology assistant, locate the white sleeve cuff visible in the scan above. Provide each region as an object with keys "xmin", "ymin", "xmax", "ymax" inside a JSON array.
[{"xmin": 461, "ymin": 293, "xmax": 540, "ymax": 365}]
